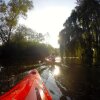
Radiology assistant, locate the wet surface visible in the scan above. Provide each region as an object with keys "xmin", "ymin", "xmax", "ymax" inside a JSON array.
[
  {"xmin": 0, "ymin": 57, "xmax": 71, "ymax": 100},
  {"xmin": 0, "ymin": 70, "xmax": 29, "ymax": 95},
  {"xmin": 0, "ymin": 65, "xmax": 70, "ymax": 100},
  {"xmin": 37, "ymin": 64, "xmax": 72, "ymax": 100},
  {"xmin": 40, "ymin": 65, "xmax": 62, "ymax": 100},
  {"xmin": 1, "ymin": 57, "xmax": 100, "ymax": 100}
]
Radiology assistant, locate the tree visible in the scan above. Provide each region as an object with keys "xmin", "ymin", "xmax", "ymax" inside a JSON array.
[
  {"xmin": 33, "ymin": 33, "xmax": 45, "ymax": 42},
  {"xmin": 60, "ymin": 0, "xmax": 100, "ymax": 65},
  {"xmin": 59, "ymin": 12, "xmax": 83, "ymax": 63},
  {"xmin": 76, "ymin": 0, "xmax": 100, "ymax": 64},
  {"xmin": 59, "ymin": 28, "xmax": 66, "ymax": 62},
  {"xmin": 0, "ymin": 0, "xmax": 33, "ymax": 44},
  {"xmin": 59, "ymin": 0, "xmax": 100, "ymax": 99},
  {"xmin": 12, "ymin": 25, "xmax": 45, "ymax": 43}
]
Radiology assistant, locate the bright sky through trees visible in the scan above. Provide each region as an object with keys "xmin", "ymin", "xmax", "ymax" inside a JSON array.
[{"xmin": 19, "ymin": 0, "xmax": 76, "ymax": 48}]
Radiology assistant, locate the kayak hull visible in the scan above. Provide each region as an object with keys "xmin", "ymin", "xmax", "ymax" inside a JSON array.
[{"xmin": 0, "ymin": 69, "xmax": 52, "ymax": 100}]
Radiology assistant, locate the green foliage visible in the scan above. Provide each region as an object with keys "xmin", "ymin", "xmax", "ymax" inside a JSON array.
[
  {"xmin": 0, "ymin": 22, "xmax": 54, "ymax": 65},
  {"xmin": 59, "ymin": 0, "xmax": 100, "ymax": 65},
  {"xmin": 45, "ymin": 44, "xmax": 59, "ymax": 55},
  {"xmin": 59, "ymin": 1, "xmax": 100, "ymax": 99},
  {"xmin": 0, "ymin": 22, "xmax": 54, "ymax": 67},
  {"xmin": 11, "ymin": 25, "xmax": 45, "ymax": 43},
  {"xmin": 0, "ymin": 41, "xmax": 49, "ymax": 66},
  {"xmin": 0, "ymin": 0, "xmax": 33, "ymax": 44}
]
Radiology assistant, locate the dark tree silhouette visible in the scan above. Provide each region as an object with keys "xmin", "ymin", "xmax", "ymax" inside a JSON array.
[{"xmin": 59, "ymin": 0, "xmax": 100, "ymax": 99}]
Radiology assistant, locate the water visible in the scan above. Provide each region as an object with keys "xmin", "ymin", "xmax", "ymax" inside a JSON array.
[
  {"xmin": 38, "ymin": 64, "xmax": 72, "ymax": 100},
  {"xmin": 0, "ymin": 56, "xmax": 100, "ymax": 100},
  {"xmin": 0, "ymin": 57, "xmax": 72, "ymax": 100},
  {"xmin": 0, "ymin": 70, "xmax": 28, "ymax": 95},
  {"xmin": 40, "ymin": 66, "xmax": 62, "ymax": 100}
]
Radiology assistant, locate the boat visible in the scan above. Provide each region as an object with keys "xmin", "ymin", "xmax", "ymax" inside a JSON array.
[{"xmin": 0, "ymin": 69, "xmax": 52, "ymax": 100}]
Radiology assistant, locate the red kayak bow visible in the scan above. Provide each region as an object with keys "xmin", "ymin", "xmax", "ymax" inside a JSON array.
[{"xmin": 0, "ymin": 69, "xmax": 52, "ymax": 100}]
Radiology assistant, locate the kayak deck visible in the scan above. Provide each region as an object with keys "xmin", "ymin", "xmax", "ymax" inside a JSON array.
[{"xmin": 0, "ymin": 69, "xmax": 52, "ymax": 100}]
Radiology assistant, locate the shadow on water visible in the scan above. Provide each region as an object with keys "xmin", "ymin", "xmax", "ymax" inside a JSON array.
[
  {"xmin": 39, "ymin": 62, "xmax": 100, "ymax": 100},
  {"xmin": 0, "ymin": 63, "xmax": 74, "ymax": 100},
  {"xmin": 0, "ymin": 66, "xmax": 29, "ymax": 95},
  {"xmin": 1, "ymin": 61, "xmax": 100, "ymax": 100}
]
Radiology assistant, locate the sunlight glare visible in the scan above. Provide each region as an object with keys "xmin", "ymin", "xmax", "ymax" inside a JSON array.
[
  {"xmin": 40, "ymin": 89, "xmax": 45, "ymax": 99},
  {"xmin": 19, "ymin": 6, "xmax": 70, "ymax": 48},
  {"xmin": 53, "ymin": 66, "xmax": 60, "ymax": 76}
]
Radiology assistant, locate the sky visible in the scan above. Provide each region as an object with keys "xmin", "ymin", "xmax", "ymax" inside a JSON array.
[{"xmin": 19, "ymin": 0, "xmax": 76, "ymax": 48}]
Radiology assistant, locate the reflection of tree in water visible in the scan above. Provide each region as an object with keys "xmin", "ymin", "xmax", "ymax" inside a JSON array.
[{"xmin": 56, "ymin": 64, "xmax": 100, "ymax": 100}]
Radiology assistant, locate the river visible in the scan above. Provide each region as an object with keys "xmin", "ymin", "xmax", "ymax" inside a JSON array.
[
  {"xmin": 0, "ymin": 57, "xmax": 72, "ymax": 100},
  {"xmin": 1, "ymin": 57, "xmax": 99, "ymax": 100}
]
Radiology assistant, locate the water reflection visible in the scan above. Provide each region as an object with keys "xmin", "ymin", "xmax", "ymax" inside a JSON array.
[
  {"xmin": 39, "ymin": 65, "xmax": 73, "ymax": 100},
  {"xmin": 55, "ymin": 57, "xmax": 61, "ymax": 63},
  {"xmin": 40, "ymin": 65, "xmax": 62, "ymax": 100},
  {"xmin": 53, "ymin": 65, "xmax": 60, "ymax": 76},
  {"xmin": 0, "ymin": 64, "xmax": 70, "ymax": 100}
]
